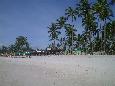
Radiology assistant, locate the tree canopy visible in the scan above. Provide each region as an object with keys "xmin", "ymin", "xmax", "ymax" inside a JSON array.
[{"xmin": 48, "ymin": 0, "xmax": 115, "ymax": 55}]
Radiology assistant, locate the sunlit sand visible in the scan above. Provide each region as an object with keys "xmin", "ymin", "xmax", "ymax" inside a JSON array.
[{"xmin": 0, "ymin": 55, "xmax": 115, "ymax": 86}]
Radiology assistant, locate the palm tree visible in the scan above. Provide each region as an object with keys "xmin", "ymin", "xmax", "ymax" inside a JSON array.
[
  {"xmin": 93, "ymin": 36, "xmax": 102, "ymax": 53},
  {"xmin": 93, "ymin": 0, "xmax": 112, "ymax": 21},
  {"xmin": 75, "ymin": 34, "xmax": 81, "ymax": 49},
  {"xmin": 48, "ymin": 23, "xmax": 61, "ymax": 49},
  {"xmin": 75, "ymin": 33, "xmax": 87, "ymax": 54},
  {"xmin": 93, "ymin": 0, "xmax": 113, "ymax": 53},
  {"xmin": 56, "ymin": 16, "xmax": 67, "ymax": 50},
  {"xmin": 65, "ymin": 7, "xmax": 77, "ymax": 22},
  {"xmin": 76, "ymin": 0, "xmax": 97, "ymax": 54},
  {"xmin": 64, "ymin": 24, "xmax": 77, "ymax": 54},
  {"xmin": 58, "ymin": 37, "xmax": 66, "ymax": 50},
  {"xmin": 93, "ymin": 28, "xmax": 103, "ymax": 52},
  {"xmin": 56, "ymin": 16, "xmax": 66, "ymax": 29},
  {"xmin": 105, "ymin": 20, "xmax": 115, "ymax": 54},
  {"xmin": 82, "ymin": 32, "xmax": 90, "ymax": 54}
]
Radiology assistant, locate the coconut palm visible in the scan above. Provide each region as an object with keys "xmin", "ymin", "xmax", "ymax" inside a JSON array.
[
  {"xmin": 105, "ymin": 20, "xmax": 115, "ymax": 54},
  {"xmin": 76, "ymin": 0, "xmax": 97, "ymax": 54},
  {"xmin": 48, "ymin": 23, "xmax": 61, "ymax": 49},
  {"xmin": 75, "ymin": 33, "xmax": 87, "ymax": 54},
  {"xmin": 76, "ymin": 0, "xmax": 91, "ymax": 17},
  {"xmin": 83, "ymin": 32, "xmax": 90, "ymax": 54},
  {"xmin": 65, "ymin": 7, "xmax": 77, "ymax": 22},
  {"xmin": 56, "ymin": 16, "xmax": 66, "ymax": 29},
  {"xmin": 93, "ymin": 0, "xmax": 113, "ymax": 53},
  {"xmin": 93, "ymin": 28, "xmax": 102, "ymax": 52},
  {"xmin": 58, "ymin": 37, "xmax": 66, "ymax": 50},
  {"xmin": 64, "ymin": 24, "xmax": 77, "ymax": 54},
  {"xmin": 93, "ymin": 0, "xmax": 112, "ymax": 21},
  {"xmin": 75, "ymin": 34, "xmax": 81, "ymax": 49},
  {"xmin": 93, "ymin": 36, "xmax": 102, "ymax": 52},
  {"xmin": 56, "ymin": 16, "xmax": 67, "ymax": 50}
]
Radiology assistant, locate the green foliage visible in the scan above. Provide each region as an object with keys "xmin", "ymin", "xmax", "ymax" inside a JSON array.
[
  {"xmin": 56, "ymin": 16, "xmax": 66, "ymax": 29},
  {"xmin": 48, "ymin": 23, "xmax": 61, "ymax": 41},
  {"xmin": 0, "ymin": 36, "xmax": 30, "ymax": 56},
  {"xmin": 48, "ymin": 23, "xmax": 61, "ymax": 49},
  {"xmin": 15, "ymin": 36, "xmax": 30, "ymax": 52},
  {"xmin": 93, "ymin": 0, "xmax": 113, "ymax": 21},
  {"xmin": 65, "ymin": 24, "xmax": 77, "ymax": 47},
  {"xmin": 47, "ymin": 0, "xmax": 114, "ymax": 54},
  {"xmin": 65, "ymin": 7, "xmax": 77, "ymax": 22}
]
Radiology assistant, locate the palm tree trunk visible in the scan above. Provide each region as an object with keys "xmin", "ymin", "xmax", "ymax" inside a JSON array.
[
  {"xmin": 72, "ymin": 29, "xmax": 73, "ymax": 54},
  {"xmin": 104, "ymin": 20, "xmax": 107, "ymax": 54},
  {"xmin": 89, "ymin": 32, "xmax": 93, "ymax": 55},
  {"xmin": 54, "ymin": 40, "xmax": 56, "ymax": 49}
]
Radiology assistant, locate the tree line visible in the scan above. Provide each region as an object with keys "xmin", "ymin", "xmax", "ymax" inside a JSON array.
[
  {"xmin": 0, "ymin": 36, "xmax": 31, "ymax": 56},
  {"xmin": 48, "ymin": 0, "xmax": 115, "ymax": 55}
]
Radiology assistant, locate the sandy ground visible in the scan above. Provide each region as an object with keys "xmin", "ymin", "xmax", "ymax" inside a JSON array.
[{"xmin": 0, "ymin": 55, "xmax": 115, "ymax": 86}]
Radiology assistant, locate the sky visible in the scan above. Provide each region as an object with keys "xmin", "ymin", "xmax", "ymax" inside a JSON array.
[
  {"xmin": 0, "ymin": 0, "xmax": 78, "ymax": 49},
  {"xmin": 0, "ymin": 0, "xmax": 115, "ymax": 49}
]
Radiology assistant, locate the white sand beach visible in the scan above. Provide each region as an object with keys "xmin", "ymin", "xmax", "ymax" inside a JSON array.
[{"xmin": 0, "ymin": 55, "xmax": 115, "ymax": 86}]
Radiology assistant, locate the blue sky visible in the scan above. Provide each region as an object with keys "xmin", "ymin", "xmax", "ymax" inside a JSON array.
[
  {"xmin": 0, "ymin": 0, "xmax": 76, "ymax": 49},
  {"xmin": 0, "ymin": 0, "xmax": 115, "ymax": 49}
]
